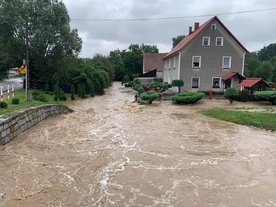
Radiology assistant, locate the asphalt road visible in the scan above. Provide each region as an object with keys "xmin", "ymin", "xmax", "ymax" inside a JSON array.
[{"xmin": 0, "ymin": 77, "xmax": 24, "ymax": 92}]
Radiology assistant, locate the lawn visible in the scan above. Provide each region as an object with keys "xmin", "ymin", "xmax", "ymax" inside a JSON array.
[
  {"xmin": 201, "ymin": 107, "xmax": 276, "ymax": 131},
  {"xmin": 0, "ymin": 89, "xmax": 67, "ymax": 115}
]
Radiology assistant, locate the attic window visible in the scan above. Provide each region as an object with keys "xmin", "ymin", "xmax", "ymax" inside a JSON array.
[{"xmin": 211, "ymin": 24, "xmax": 216, "ymax": 30}]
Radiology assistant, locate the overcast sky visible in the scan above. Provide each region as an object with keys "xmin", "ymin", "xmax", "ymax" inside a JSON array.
[{"xmin": 62, "ymin": 0, "xmax": 276, "ymax": 58}]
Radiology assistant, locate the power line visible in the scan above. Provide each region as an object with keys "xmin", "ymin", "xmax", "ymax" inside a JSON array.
[{"xmin": 71, "ymin": 7, "xmax": 276, "ymax": 22}]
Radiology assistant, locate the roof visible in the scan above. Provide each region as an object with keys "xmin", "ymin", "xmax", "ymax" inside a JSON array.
[
  {"xmin": 143, "ymin": 53, "xmax": 167, "ymax": 72},
  {"xmin": 163, "ymin": 16, "xmax": 248, "ymax": 60},
  {"xmin": 239, "ymin": 78, "xmax": 269, "ymax": 87},
  {"xmin": 222, "ymin": 72, "xmax": 245, "ymax": 81},
  {"xmin": 138, "ymin": 69, "xmax": 157, "ymax": 78}
]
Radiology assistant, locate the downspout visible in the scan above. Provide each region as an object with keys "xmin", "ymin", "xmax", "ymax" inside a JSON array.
[
  {"xmin": 178, "ymin": 52, "xmax": 181, "ymax": 79},
  {"xmin": 241, "ymin": 52, "xmax": 246, "ymax": 91}
]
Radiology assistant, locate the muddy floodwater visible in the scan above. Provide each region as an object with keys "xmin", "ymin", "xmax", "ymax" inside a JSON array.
[{"xmin": 0, "ymin": 82, "xmax": 276, "ymax": 207}]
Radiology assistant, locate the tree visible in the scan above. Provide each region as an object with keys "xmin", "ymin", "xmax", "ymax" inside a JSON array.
[
  {"xmin": 172, "ymin": 35, "xmax": 185, "ymax": 48},
  {"xmin": 257, "ymin": 43, "xmax": 276, "ymax": 61},
  {"xmin": 172, "ymin": 79, "xmax": 184, "ymax": 93},
  {"xmin": 244, "ymin": 53, "xmax": 260, "ymax": 77},
  {"xmin": 110, "ymin": 44, "xmax": 159, "ymax": 80},
  {"xmin": 0, "ymin": 0, "xmax": 82, "ymax": 86},
  {"xmin": 224, "ymin": 87, "xmax": 238, "ymax": 104},
  {"xmin": 254, "ymin": 61, "xmax": 273, "ymax": 81}
]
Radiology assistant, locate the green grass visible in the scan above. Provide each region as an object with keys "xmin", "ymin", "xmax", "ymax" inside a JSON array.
[
  {"xmin": 201, "ymin": 108, "xmax": 276, "ymax": 131},
  {"xmin": 0, "ymin": 89, "xmax": 67, "ymax": 115}
]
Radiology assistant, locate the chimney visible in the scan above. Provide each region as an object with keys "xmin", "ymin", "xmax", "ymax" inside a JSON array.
[
  {"xmin": 194, "ymin": 22, "xmax": 199, "ymax": 31},
  {"xmin": 189, "ymin": 26, "xmax": 192, "ymax": 35}
]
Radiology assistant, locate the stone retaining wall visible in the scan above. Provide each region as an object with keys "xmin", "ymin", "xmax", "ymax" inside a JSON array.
[{"xmin": 0, "ymin": 105, "xmax": 73, "ymax": 145}]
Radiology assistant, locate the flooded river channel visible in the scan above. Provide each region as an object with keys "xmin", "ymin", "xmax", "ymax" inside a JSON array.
[{"xmin": 0, "ymin": 82, "xmax": 276, "ymax": 207}]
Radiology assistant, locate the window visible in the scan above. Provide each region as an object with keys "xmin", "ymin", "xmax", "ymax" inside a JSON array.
[
  {"xmin": 211, "ymin": 24, "xmax": 216, "ymax": 30},
  {"xmin": 222, "ymin": 56, "xmax": 231, "ymax": 68},
  {"xmin": 192, "ymin": 77, "xmax": 200, "ymax": 88},
  {"xmin": 212, "ymin": 77, "xmax": 221, "ymax": 88},
  {"xmin": 192, "ymin": 56, "xmax": 201, "ymax": 68},
  {"xmin": 216, "ymin": 37, "xmax": 223, "ymax": 46},
  {"xmin": 173, "ymin": 57, "xmax": 176, "ymax": 68},
  {"xmin": 202, "ymin": 37, "xmax": 210, "ymax": 46},
  {"xmin": 169, "ymin": 59, "xmax": 171, "ymax": 69}
]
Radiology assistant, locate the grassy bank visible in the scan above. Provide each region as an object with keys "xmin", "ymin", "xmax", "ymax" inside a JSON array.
[
  {"xmin": 201, "ymin": 107, "xmax": 276, "ymax": 131},
  {"xmin": 0, "ymin": 89, "xmax": 67, "ymax": 115}
]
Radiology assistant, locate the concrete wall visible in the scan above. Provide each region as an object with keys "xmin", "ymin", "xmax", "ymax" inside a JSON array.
[{"xmin": 0, "ymin": 105, "xmax": 73, "ymax": 145}]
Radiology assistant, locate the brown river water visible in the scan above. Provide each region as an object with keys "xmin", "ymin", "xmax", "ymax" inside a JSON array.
[{"xmin": 0, "ymin": 82, "xmax": 276, "ymax": 207}]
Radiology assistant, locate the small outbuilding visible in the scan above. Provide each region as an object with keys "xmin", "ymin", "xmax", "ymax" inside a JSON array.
[{"xmin": 239, "ymin": 78, "xmax": 270, "ymax": 94}]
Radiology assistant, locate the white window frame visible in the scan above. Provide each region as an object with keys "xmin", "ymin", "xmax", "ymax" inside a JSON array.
[
  {"xmin": 191, "ymin": 77, "xmax": 200, "ymax": 88},
  {"xmin": 222, "ymin": 56, "xmax": 231, "ymax": 69},
  {"xmin": 216, "ymin": 37, "xmax": 223, "ymax": 46},
  {"xmin": 192, "ymin": 56, "xmax": 201, "ymax": 68},
  {"xmin": 211, "ymin": 24, "xmax": 216, "ymax": 30},
  {"xmin": 202, "ymin": 37, "xmax": 210, "ymax": 46},
  {"xmin": 212, "ymin": 77, "xmax": 221, "ymax": 88}
]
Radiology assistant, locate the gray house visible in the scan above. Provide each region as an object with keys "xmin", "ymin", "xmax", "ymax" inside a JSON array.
[{"xmin": 162, "ymin": 16, "xmax": 248, "ymax": 93}]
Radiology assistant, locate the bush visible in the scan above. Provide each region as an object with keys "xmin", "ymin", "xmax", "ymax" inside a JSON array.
[
  {"xmin": 59, "ymin": 91, "xmax": 67, "ymax": 101},
  {"xmin": 12, "ymin": 98, "xmax": 20, "ymax": 104},
  {"xmin": 172, "ymin": 79, "xmax": 184, "ymax": 93},
  {"xmin": 140, "ymin": 91, "xmax": 159, "ymax": 104},
  {"xmin": 240, "ymin": 89, "xmax": 250, "ymax": 102},
  {"xmin": 0, "ymin": 101, "xmax": 8, "ymax": 108},
  {"xmin": 253, "ymin": 91, "xmax": 276, "ymax": 105},
  {"xmin": 71, "ymin": 85, "xmax": 75, "ymax": 100},
  {"xmin": 137, "ymin": 86, "xmax": 145, "ymax": 95},
  {"xmin": 33, "ymin": 93, "xmax": 48, "ymax": 102},
  {"xmin": 172, "ymin": 92, "xmax": 205, "ymax": 105},
  {"xmin": 224, "ymin": 87, "xmax": 238, "ymax": 104}
]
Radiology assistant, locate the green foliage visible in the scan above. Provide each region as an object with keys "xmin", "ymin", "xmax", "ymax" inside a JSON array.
[
  {"xmin": 90, "ymin": 83, "xmax": 95, "ymax": 97},
  {"xmin": 33, "ymin": 93, "xmax": 48, "ymax": 102},
  {"xmin": 137, "ymin": 86, "xmax": 145, "ymax": 95},
  {"xmin": 201, "ymin": 108, "xmax": 276, "ymax": 131},
  {"xmin": 239, "ymin": 89, "xmax": 250, "ymax": 102},
  {"xmin": 253, "ymin": 91, "xmax": 276, "ymax": 105},
  {"xmin": 224, "ymin": 87, "xmax": 238, "ymax": 104},
  {"xmin": 0, "ymin": 101, "xmax": 8, "ymax": 108},
  {"xmin": 11, "ymin": 98, "xmax": 20, "ymax": 105},
  {"xmin": 172, "ymin": 79, "xmax": 184, "ymax": 93},
  {"xmin": 77, "ymin": 84, "xmax": 82, "ymax": 97},
  {"xmin": 70, "ymin": 85, "xmax": 75, "ymax": 100},
  {"xmin": 54, "ymin": 82, "xmax": 60, "ymax": 101},
  {"xmin": 59, "ymin": 91, "xmax": 67, "ymax": 101},
  {"xmin": 123, "ymin": 74, "xmax": 130, "ymax": 83},
  {"xmin": 0, "ymin": 0, "xmax": 82, "ymax": 88},
  {"xmin": 80, "ymin": 85, "xmax": 86, "ymax": 99},
  {"xmin": 172, "ymin": 35, "xmax": 185, "ymax": 48},
  {"xmin": 258, "ymin": 43, "xmax": 276, "ymax": 61},
  {"xmin": 140, "ymin": 91, "xmax": 159, "ymax": 104},
  {"xmin": 254, "ymin": 61, "xmax": 273, "ymax": 81},
  {"xmin": 109, "ymin": 44, "xmax": 159, "ymax": 81},
  {"xmin": 172, "ymin": 92, "xmax": 205, "ymax": 105}
]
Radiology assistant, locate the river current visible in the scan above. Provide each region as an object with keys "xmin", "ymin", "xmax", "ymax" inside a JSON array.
[{"xmin": 0, "ymin": 82, "xmax": 276, "ymax": 207}]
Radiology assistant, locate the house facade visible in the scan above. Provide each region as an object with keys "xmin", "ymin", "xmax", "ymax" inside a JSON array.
[{"xmin": 163, "ymin": 16, "xmax": 248, "ymax": 93}]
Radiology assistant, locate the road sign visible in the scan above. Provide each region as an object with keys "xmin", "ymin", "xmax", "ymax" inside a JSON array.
[{"xmin": 19, "ymin": 65, "xmax": 26, "ymax": 74}]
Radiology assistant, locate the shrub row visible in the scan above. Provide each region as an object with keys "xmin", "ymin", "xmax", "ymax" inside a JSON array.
[{"xmin": 172, "ymin": 92, "xmax": 205, "ymax": 105}]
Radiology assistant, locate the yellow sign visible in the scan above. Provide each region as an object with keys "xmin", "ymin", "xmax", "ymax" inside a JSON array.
[{"xmin": 19, "ymin": 65, "xmax": 26, "ymax": 74}]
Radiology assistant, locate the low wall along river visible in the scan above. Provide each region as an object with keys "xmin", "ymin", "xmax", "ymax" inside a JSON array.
[{"xmin": 0, "ymin": 105, "xmax": 73, "ymax": 145}]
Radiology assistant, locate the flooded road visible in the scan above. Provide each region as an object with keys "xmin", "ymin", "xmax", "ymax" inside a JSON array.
[{"xmin": 0, "ymin": 82, "xmax": 276, "ymax": 207}]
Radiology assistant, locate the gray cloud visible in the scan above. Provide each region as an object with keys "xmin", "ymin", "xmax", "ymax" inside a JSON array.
[{"xmin": 63, "ymin": 0, "xmax": 276, "ymax": 57}]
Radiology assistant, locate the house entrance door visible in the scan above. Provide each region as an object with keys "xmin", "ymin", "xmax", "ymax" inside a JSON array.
[{"xmin": 225, "ymin": 79, "xmax": 232, "ymax": 89}]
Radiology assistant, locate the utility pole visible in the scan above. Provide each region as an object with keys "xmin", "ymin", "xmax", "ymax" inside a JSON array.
[{"xmin": 25, "ymin": 15, "xmax": 30, "ymax": 101}]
